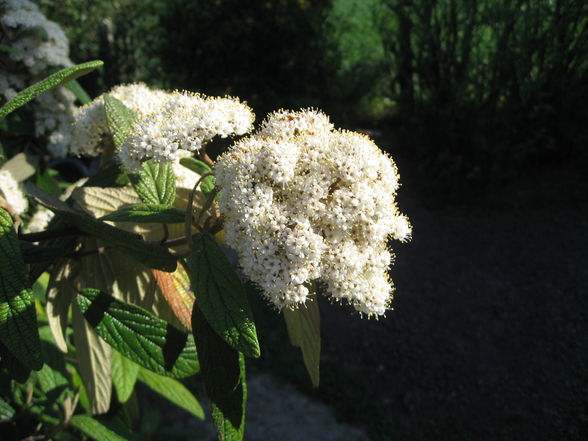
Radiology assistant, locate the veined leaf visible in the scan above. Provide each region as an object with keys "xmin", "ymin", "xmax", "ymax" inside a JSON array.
[
  {"xmin": 64, "ymin": 79, "xmax": 92, "ymax": 105},
  {"xmin": 137, "ymin": 367, "xmax": 204, "ymax": 419},
  {"xmin": 108, "ymin": 250, "xmax": 183, "ymax": 330},
  {"xmin": 0, "ymin": 340, "xmax": 30, "ymax": 383},
  {"xmin": 73, "ymin": 241, "xmax": 118, "ymax": 414},
  {"xmin": 72, "ymin": 186, "xmax": 141, "ymax": 218},
  {"xmin": 70, "ymin": 414, "xmax": 134, "ymax": 441},
  {"xmin": 77, "ymin": 288, "xmax": 199, "ymax": 378},
  {"xmin": 46, "ymin": 259, "xmax": 79, "ymax": 352},
  {"xmin": 28, "ymin": 184, "xmax": 177, "ymax": 272},
  {"xmin": 72, "ymin": 303, "xmax": 113, "ymax": 415},
  {"xmin": 152, "ymin": 265, "xmax": 194, "ymax": 330},
  {"xmin": 100, "ymin": 204, "xmax": 185, "ymax": 224},
  {"xmin": 37, "ymin": 340, "xmax": 69, "ymax": 395},
  {"xmin": 190, "ymin": 233, "xmax": 260, "ymax": 358},
  {"xmin": 112, "ymin": 351, "xmax": 139, "ymax": 404},
  {"xmin": 0, "ymin": 208, "xmax": 42, "ymax": 370},
  {"xmin": 179, "ymin": 157, "xmax": 216, "ymax": 196},
  {"xmin": 103, "ymin": 95, "xmax": 137, "ymax": 149},
  {"xmin": 0, "ymin": 60, "xmax": 103, "ymax": 119},
  {"xmin": 192, "ymin": 305, "xmax": 246, "ymax": 440},
  {"xmin": 283, "ymin": 299, "xmax": 321, "ymax": 388},
  {"xmin": 130, "ymin": 160, "xmax": 177, "ymax": 206},
  {"xmin": 0, "ymin": 152, "xmax": 37, "ymax": 182}
]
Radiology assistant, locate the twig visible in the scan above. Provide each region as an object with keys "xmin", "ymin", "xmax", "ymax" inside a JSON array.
[
  {"xmin": 184, "ymin": 173, "xmax": 214, "ymax": 250},
  {"xmin": 198, "ymin": 147, "xmax": 215, "ymax": 168}
]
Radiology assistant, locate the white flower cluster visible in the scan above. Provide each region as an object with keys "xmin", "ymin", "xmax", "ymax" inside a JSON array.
[
  {"xmin": 1, "ymin": 0, "xmax": 76, "ymax": 157},
  {"xmin": 71, "ymin": 85, "xmax": 255, "ymax": 171},
  {"xmin": 216, "ymin": 109, "xmax": 411, "ymax": 316},
  {"xmin": 0, "ymin": 169, "xmax": 28, "ymax": 216},
  {"xmin": 25, "ymin": 205, "xmax": 53, "ymax": 233},
  {"xmin": 71, "ymin": 83, "xmax": 169, "ymax": 156},
  {"xmin": 119, "ymin": 91, "xmax": 254, "ymax": 170}
]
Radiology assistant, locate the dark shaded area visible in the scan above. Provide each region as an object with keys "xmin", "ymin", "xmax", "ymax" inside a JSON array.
[
  {"xmin": 37, "ymin": 1, "xmax": 588, "ymax": 439},
  {"xmin": 252, "ymin": 155, "xmax": 588, "ymax": 440}
]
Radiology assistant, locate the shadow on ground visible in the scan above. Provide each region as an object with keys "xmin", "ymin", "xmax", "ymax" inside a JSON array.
[{"xmin": 250, "ymin": 152, "xmax": 588, "ymax": 440}]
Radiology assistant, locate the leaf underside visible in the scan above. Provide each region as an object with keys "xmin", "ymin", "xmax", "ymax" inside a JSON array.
[{"xmin": 28, "ymin": 184, "xmax": 177, "ymax": 272}]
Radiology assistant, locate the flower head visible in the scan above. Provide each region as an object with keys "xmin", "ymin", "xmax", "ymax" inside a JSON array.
[
  {"xmin": 1, "ymin": 0, "xmax": 76, "ymax": 157},
  {"xmin": 70, "ymin": 83, "xmax": 169, "ymax": 156},
  {"xmin": 216, "ymin": 109, "xmax": 411, "ymax": 316},
  {"xmin": 0, "ymin": 170, "xmax": 28, "ymax": 216},
  {"xmin": 119, "ymin": 92, "xmax": 254, "ymax": 170}
]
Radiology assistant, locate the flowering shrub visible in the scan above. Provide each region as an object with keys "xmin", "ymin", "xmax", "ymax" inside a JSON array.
[
  {"xmin": 0, "ymin": 58, "xmax": 409, "ymax": 441},
  {"xmin": 1, "ymin": 0, "xmax": 77, "ymax": 157}
]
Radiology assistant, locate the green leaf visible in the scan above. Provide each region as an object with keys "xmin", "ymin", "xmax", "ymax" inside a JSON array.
[
  {"xmin": 192, "ymin": 305, "xmax": 246, "ymax": 440},
  {"xmin": 103, "ymin": 95, "xmax": 137, "ymax": 149},
  {"xmin": 19, "ymin": 241, "xmax": 68, "ymax": 265},
  {"xmin": 190, "ymin": 233, "xmax": 259, "ymax": 358},
  {"xmin": 0, "ymin": 341, "xmax": 30, "ymax": 383},
  {"xmin": 179, "ymin": 157, "xmax": 212, "ymax": 176},
  {"xmin": 112, "ymin": 351, "xmax": 139, "ymax": 404},
  {"xmin": 28, "ymin": 184, "xmax": 177, "ymax": 272},
  {"xmin": 100, "ymin": 204, "xmax": 185, "ymax": 224},
  {"xmin": 83, "ymin": 163, "xmax": 129, "ymax": 188},
  {"xmin": 70, "ymin": 415, "xmax": 134, "ymax": 441},
  {"xmin": 0, "ymin": 396, "xmax": 15, "ymax": 422},
  {"xmin": 0, "ymin": 208, "xmax": 42, "ymax": 370},
  {"xmin": 179, "ymin": 157, "xmax": 216, "ymax": 196},
  {"xmin": 0, "ymin": 152, "xmax": 37, "ymax": 182},
  {"xmin": 77, "ymin": 288, "xmax": 199, "ymax": 378},
  {"xmin": 37, "ymin": 340, "xmax": 69, "ymax": 394},
  {"xmin": 0, "ymin": 60, "xmax": 103, "ymax": 119},
  {"xmin": 283, "ymin": 300, "xmax": 321, "ymax": 388},
  {"xmin": 35, "ymin": 167, "xmax": 61, "ymax": 196},
  {"xmin": 64, "ymin": 79, "xmax": 92, "ymax": 105},
  {"xmin": 130, "ymin": 160, "xmax": 177, "ymax": 206},
  {"xmin": 137, "ymin": 367, "xmax": 204, "ymax": 419}
]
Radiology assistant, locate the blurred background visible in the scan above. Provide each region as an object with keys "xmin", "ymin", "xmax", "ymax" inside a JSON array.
[{"xmin": 35, "ymin": 0, "xmax": 588, "ymax": 439}]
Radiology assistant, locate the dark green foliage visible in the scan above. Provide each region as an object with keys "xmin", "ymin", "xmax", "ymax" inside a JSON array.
[
  {"xmin": 190, "ymin": 233, "xmax": 260, "ymax": 358},
  {"xmin": 0, "ymin": 209, "xmax": 42, "ymax": 371},
  {"xmin": 77, "ymin": 288, "xmax": 199, "ymax": 378},
  {"xmin": 192, "ymin": 305, "xmax": 247, "ymax": 440},
  {"xmin": 378, "ymin": 0, "xmax": 588, "ymax": 188},
  {"xmin": 0, "ymin": 60, "xmax": 103, "ymax": 119}
]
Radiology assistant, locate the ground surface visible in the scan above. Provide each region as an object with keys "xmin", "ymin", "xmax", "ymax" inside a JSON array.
[
  {"xmin": 154, "ymin": 156, "xmax": 588, "ymax": 441},
  {"xmin": 248, "ymin": 156, "xmax": 588, "ymax": 441}
]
